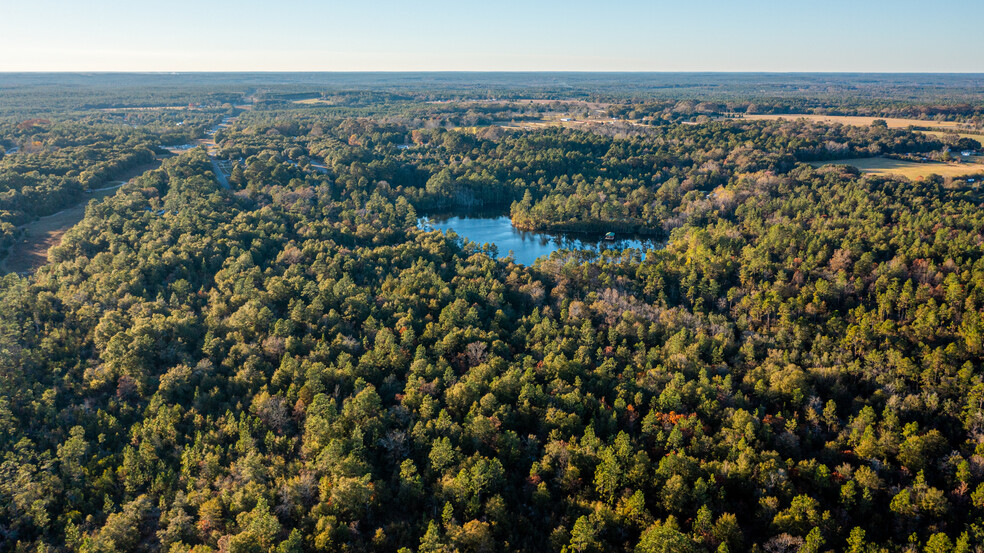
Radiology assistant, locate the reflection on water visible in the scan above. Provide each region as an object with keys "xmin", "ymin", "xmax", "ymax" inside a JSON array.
[{"xmin": 420, "ymin": 215, "xmax": 662, "ymax": 266}]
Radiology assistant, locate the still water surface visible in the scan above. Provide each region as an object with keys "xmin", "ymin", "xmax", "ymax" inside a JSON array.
[{"xmin": 421, "ymin": 215, "xmax": 662, "ymax": 266}]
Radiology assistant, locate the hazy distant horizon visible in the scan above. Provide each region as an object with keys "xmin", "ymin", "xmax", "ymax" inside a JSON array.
[
  {"xmin": 3, "ymin": 71, "xmax": 984, "ymax": 75},
  {"xmin": 4, "ymin": 73, "xmax": 981, "ymax": 113}
]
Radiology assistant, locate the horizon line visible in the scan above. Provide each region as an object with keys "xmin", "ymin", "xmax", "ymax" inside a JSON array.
[{"xmin": 3, "ymin": 70, "xmax": 984, "ymax": 75}]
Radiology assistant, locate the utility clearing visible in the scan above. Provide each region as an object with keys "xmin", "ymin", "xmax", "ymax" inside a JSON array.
[
  {"xmin": 0, "ymin": 159, "xmax": 163, "ymax": 275},
  {"xmin": 0, "ymin": 184, "xmax": 122, "ymax": 275}
]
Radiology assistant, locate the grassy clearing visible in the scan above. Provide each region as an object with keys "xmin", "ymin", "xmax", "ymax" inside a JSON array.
[
  {"xmin": 811, "ymin": 157, "xmax": 984, "ymax": 179},
  {"xmin": 739, "ymin": 114, "xmax": 979, "ymax": 131},
  {"xmin": 915, "ymin": 130, "xmax": 984, "ymax": 144}
]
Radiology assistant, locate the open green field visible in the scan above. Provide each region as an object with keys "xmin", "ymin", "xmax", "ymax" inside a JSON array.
[
  {"xmin": 916, "ymin": 130, "xmax": 984, "ymax": 144},
  {"xmin": 811, "ymin": 156, "xmax": 984, "ymax": 178}
]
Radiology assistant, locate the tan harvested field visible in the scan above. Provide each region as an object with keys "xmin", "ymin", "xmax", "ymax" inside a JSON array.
[
  {"xmin": 739, "ymin": 114, "xmax": 978, "ymax": 131},
  {"xmin": 99, "ymin": 106, "xmax": 193, "ymax": 111},
  {"xmin": 292, "ymin": 98, "xmax": 333, "ymax": 105},
  {"xmin": 430, "ymin": 99, "xmax": 612, "ymax": 109},
  {"xmin": 495, "ymin": 115, "xmax": 650, "ymax": 131},
  {"xmin": 811, "ymin": 157, "xmax": 984, "ymax": 179}
]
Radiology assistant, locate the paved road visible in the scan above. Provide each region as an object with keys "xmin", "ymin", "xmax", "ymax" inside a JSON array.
[
  {"xmin": 210, "ymin": 159, "xmax": 230, "ymax": 189},
  {"xmin": 202, "ymin": 96, "xmax": 255, "ymax": 188}
]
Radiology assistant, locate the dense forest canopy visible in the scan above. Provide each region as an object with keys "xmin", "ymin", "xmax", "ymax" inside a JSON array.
[{"xmin": 2, "ymin": 74, "xmax": 984, "ymax": 553}]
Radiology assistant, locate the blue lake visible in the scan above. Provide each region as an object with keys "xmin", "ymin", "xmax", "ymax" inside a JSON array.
[{"xmin": 420, "ymin": 215, "xmax": 662, "ymax": 266}]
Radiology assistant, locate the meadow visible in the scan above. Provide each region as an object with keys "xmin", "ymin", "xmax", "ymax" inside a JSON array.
[
  {"xmin": 739, "ymin": 113, "xmax": 981, "ymax": 130},
  {"xmin": 811, "ymin": 156, "xmax": 984, "ymax": 178}
]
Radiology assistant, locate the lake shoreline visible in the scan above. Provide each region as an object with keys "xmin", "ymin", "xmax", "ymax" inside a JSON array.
[{"xmin": 419, "ymin": 214, "xmax": 664, "ymax": 266}]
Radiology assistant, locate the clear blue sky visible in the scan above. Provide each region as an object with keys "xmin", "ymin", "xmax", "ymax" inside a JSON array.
[{"xmin": 1, "ymin": 0, "xmax": 982, "ymax": 72}]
